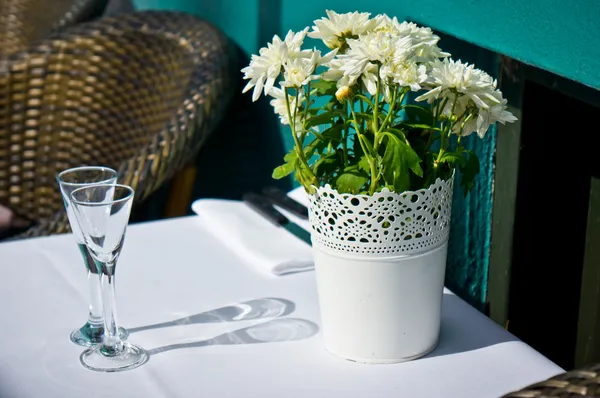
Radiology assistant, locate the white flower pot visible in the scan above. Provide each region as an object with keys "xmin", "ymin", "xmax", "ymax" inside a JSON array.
[{"xmin": 308, "ymin": 175, "xmax": 454, "ymax": 363}]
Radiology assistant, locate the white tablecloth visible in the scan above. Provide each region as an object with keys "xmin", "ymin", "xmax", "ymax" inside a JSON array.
[{"xmin": 0, "ymin": 215, "xmax": 562, "ymax": 398}]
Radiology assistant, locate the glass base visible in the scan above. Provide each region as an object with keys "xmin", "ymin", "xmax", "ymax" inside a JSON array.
[
  {"xmin": 70, "ymin": 323, "xmax": 129, "ymax": 347},
  {"xmin": 80, "ymin": 342, "xmax": 148, "ymax": 372}
]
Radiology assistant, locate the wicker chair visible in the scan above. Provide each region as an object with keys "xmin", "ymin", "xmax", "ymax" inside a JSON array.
[
  {"xmin": 0, "ymin": 0, "xmax": 108, "ymax": 57},
  {"xmin": 0, "ymin": 10, "xmax": 236, "ymax": 238},
  {"xmin": 502, "ymin": 363, "xmax": 600, "ymax": 397}
]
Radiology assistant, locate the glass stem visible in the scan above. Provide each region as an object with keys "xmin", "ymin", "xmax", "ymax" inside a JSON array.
[
  {"xmin": 99, "ymin": 260, "xmax": 124, "ymax": 356},
  {"xmin": 80, "ymin": 247, "xmax": 103, "ymax": 326}
]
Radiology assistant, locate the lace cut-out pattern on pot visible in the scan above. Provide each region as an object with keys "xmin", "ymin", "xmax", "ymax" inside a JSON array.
[{"xmin": 308, "ymin": 175, "xmax": 454, "ymax": 256}]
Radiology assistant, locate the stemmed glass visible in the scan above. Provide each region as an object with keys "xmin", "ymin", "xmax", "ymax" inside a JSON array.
[
  {"xmin": 57, "ymin": 166, "xmax": 128, "ymax": 346},
  {"xmin": 70, "ymin": 184, "xmax": 147, "ymax": 372}
]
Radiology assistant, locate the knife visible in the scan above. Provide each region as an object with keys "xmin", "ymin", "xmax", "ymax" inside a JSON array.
[
  {"xmin": 261, "ymin": 186, "xmax": 309, "ymax": 220},
  {"xmin": 242, "ymin": 192, "xmax": 312, "ymax": 247}
]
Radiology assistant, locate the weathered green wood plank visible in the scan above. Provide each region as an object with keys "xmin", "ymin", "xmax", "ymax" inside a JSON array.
[
  {"xmin": 488, "ymin": 61, "xmax": 524, "ymax": 326},
  {"xmin": 575, "ymin": 177, "xmax": 600, "ymax": 367}
]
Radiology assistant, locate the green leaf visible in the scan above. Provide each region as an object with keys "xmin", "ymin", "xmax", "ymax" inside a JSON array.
[
  {"xmin": 336, "ymin": 171, "xmax": 368, "ymax": 194},
  {"xmin": 322, "ymin": 124, "xmax": 344, "ymax": 140},
  {"xmin": 401, "ymin": 122, "xmax": 437, "ymax": 130},
  {"xmin": 353, "ymin": 94, "xmax": 375, "ymax": 109},
  {"xmin": 283, "ymin": 149, "xmax": 297, "ymax": 163},
  {"xmin": 304, "ymin": 135, "xmax": 336, "ymax": 159},
  {"xmin": 385, "ymin": 128, "xmax": 408, "ymax": 144},
  {"xmin": 274, "ymin": 149, "xmax": 300, "ymax": 179},
  {"xmin": 379, "ymin": 131, "xmax": 423, "ymax": 192},
  {"xmin": 324, "ymin": 99, "xmax": 340, "ymax": 111},
  {"xmin": 354, "ymin": 112, "xmax": 386, "ymax": 122},
  {"xmin": 458, "ymin": 150, "xmax": 480, "ymax": 195},
  {"xmin": 312, "ymin": 79, "xmax": 337, "ymax": 95},
  {"xmin": 352, "ymin": 112, "xmax": 373, "ymax": 122},
  {"xmin": 440, "ymin": 152, "xmax": 466, "ymax": 167},
  {"xmin": 402, "ymin": 104, "xmax": 434, "ymax": 125},
  {"xmin": 358, "ymin": 156, "xmax": 371, "ymax": 173},
  {"xmin": 351, "ymin": 134, "xmax": 364, "ymax": 159},
  {"xmin": 272, "ymin": 160, "xmax": 295, "ymax": 179},
  {"xmin": 314, "ymin": 153, "xmax": 340, "ymax": 177},
  {"xmin": 293, "ymin": 162, "xmax": 316, "ymax": 190},
  {"xmin": 381, "ymin": 132, "xmax": 423, "ymax": 177},
  {"xmin": 357, "ymin": 133, "xmax": 376, "ymax": 157},
  {"xmin": 305, "ymin": 111, "xmax": 344, "ymax": 129}
]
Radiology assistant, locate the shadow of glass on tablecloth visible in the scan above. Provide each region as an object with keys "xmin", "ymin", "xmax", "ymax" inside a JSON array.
[
  {"xmin": 423, "ymin": 293, "xmax": 519, "ymax": 359},
  {"xmin": 147, "ymin": 318, "xmax": 318, "ymax": 356},
  {"xmin": 128, "ymin": 298, "xmax": 295, "ymax": 334}
]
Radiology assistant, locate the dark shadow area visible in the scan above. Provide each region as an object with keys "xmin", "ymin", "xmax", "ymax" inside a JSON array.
[
  {"xmin": 425, "ymin": 293, "xmax": 518, "ymax": 359},
  {"xmin": 508, "ymin": 78, "xmax": 600, "ymax": 370},
  {"xmin": 130, "ymin": 43, "xmax": 290, "ymax": 222},
  {"xmin": 129, "ymin": 298, "xmax": 294, "ymax": 334},
  {"xmin": 148, "ymin": 318, "xmax": 318, "ymax": 356},
  {"xmin": 105, "ymin": 0, "xmax": 134, "ymax": 16},
  {"xmin": 188, "ymin": 45, "xmax": 291, "ymax": 204}
]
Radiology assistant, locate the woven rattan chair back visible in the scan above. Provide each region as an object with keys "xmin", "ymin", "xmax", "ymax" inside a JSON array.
[
  {"xmin": 0, "ymin": 11, "xmax": 234, "ymax": 236},
  {"xmin": 0, "ymin": 0, "xmax": 107, "ymax": 57},
  {"xmin": 502, "ymin": 363, "xmax": 600, "ymax": 397}
]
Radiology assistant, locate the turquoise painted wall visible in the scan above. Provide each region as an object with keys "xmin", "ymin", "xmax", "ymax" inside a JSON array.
[
  {"xmin": 135, "ymin": 0, "xmax": 600, "ymax": 90},
  {"xmin": 134, "ymin": 0, "xmax": 600, "ymax": 169},
  {"xmin": 132, "ymin": 0, "xmax": 599, "ymax": 308},
  {"xmin": 133, "ymin": 0, "xmax": 259, "ymax": 58}
]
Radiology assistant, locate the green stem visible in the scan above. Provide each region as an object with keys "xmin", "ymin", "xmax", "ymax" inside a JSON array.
[
  {"xmin": 372, "ymin": 74, "xmax": 381, "ymax": 133},
  {"xmin": 425, "ymin": 129, "xmax": 436, "ymax": 152},
  {"xmin": 376, "ymin": 86, "xmax": 401, "ymax": 142},
  {"xmin": 303, "ymin": 82, "xmax": 311, "ymax": 127},
  {"xmin": 458, "ymin": 112, "xmax": 473, "ymax": 138},
  {"xmin": 350, "ymin": 105, "xmax": 378, "ymax": 193},
  {"xmin": 446, "ymin": 96, "xmax": 459, "ymax": 138},
  {"xmin": 342, "ymin": 101, "xmax": 349, "ymax": 165},
  {"xmin": 435, "ymin": 97, "xmax": 458, "ymax": 164},
  {"xmin": 365, "ymin": 76, "xmax": 384, "ymax": 193},
  {"xmin": 285, "ymin": 88, "xmax": 317, "ymax": 187},
  {"xmin": 436, "ymin": 130, "xmax": 446, "ymax": 163},
  {"xmin": 309, "ymin": 128, "xmax": 342, "ymax": 144},
  {"xmin": 391, "ymin": 87, "xmax": 407, "ymax": 120},
  {"xmin": 366, "ymin": 144, "xmax": 379, "ymax": 194},
  {"xmin": 359, "ymin": 96, "xmax": 366, "ymax": 132},
  {"xmin": 355, "ymin": 94, "xmax": 374, "ymax": 110},
  {"xmin": 350, "ymin": 106, "xmax": 371, "ymax": 160},
  {"xmin": 433, "ymin": 97, "xmax": 449, "ymax": 130}
]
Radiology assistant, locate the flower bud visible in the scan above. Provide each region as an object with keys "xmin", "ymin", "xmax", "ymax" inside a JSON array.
[{"xmin": 335, "ymin": 86, "xmax": 352, "ymax": 102}]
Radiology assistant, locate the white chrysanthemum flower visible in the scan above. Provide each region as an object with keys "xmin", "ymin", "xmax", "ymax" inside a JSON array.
[
  {"xmin": 282, "ymin": 53, "xmax": 318, "ymax": 88},
  {"xmin": 375, "ymin": 16, "xmax": 449, "ymax": 62},
  {"xmin": 314, "ymin": 48, "xmax": 339, "ymax": 66},
  {"xmin": 362, "ymin": 63, "xmax": 379, "ymax": 96},
  {"xmin": 322, "ymin": 58, "xmax": 360, "ymax": 88},
  {"xmin": 281, "ymin": 48, "xmax": 337, "ymax": 88},
  {"xmin": 241, "ymin": 28, "xmax": 308, "ymax": 101},
  {"xmin": 284, "ymin": 27, "xmax": 309, "ymax": 52},
  {"xmin": 468, "ymin": 91, "xmax": 517, "ymax": 138},
  {"xmin": 415, "ymin": 59, "xmax": 498, "ymax": 109},
  {"xmin": 328, "ymin": 32, "xmax": 412, "ymax": 92},
  {"xmin": 487, "ymin": 92, "xmax": 517, "ymax": 126},
  {"xmin": 373, "ymin": 15, "xmax": 398, "ymax": 35},
  {"xmin": 414, "ymin": 59, "xmax": 516, "ymax": 138},
  {"xmin": 380, "ymin": 61, "xmax": 428, "ymax": 92},
  {"xmin": 269, "ymin": 87, "xmax": 305, "ymax": 134},
  {"xmin": 343, "ymin": 32, "xmax": 411, "ymax": 67},
  {"xmin": 308, "ymin": 10, "xmax": 379, "ymax": 50},
  {"xmin": 449, "ymin": 91, "xmax": 516, "ymax": 138}
]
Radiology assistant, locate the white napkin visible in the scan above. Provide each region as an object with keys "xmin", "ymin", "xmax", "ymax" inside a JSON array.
[{"xmin": 191, "ymin": 190, "xmax": 312, "ymax": 277}]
